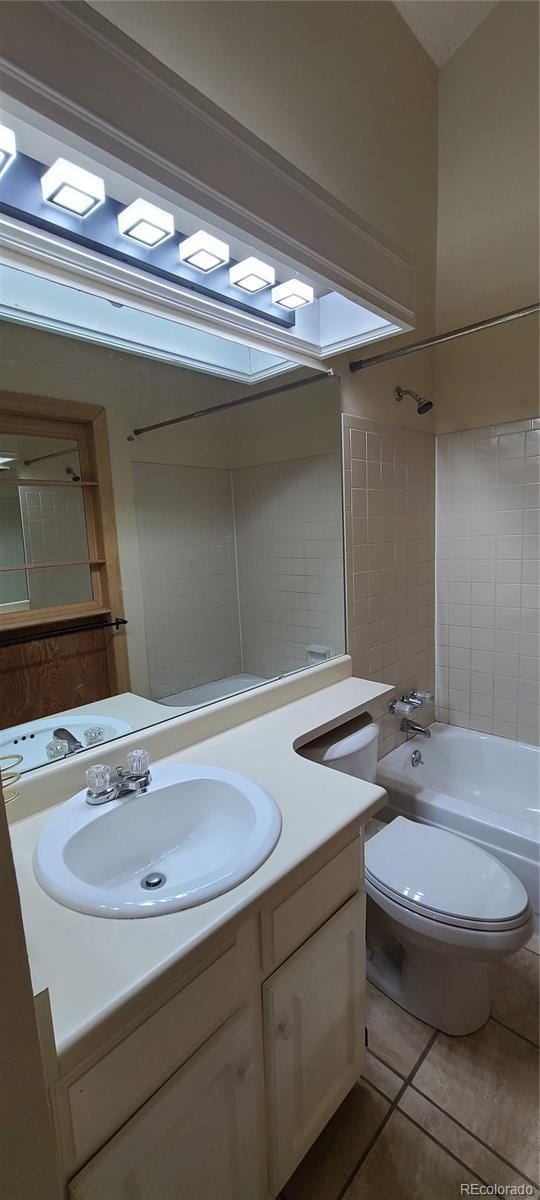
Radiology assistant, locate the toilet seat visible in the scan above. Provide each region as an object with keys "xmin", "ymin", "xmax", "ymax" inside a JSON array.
[{"xmin": 365, "ymin": 817, "xmax": 530, "ymax": 932}]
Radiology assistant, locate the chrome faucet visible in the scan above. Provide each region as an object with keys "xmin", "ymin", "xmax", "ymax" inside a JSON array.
[
  {"xmin": 400, "ymin": 718, "xmax": 431, "ymax": 739},
  {"xmin": 85, "ymin": 750, "xmax": 151, "ymax": 806},
  {"xmin": 54, "ymin": 726, "xmax": 83, "ymax": 754}
]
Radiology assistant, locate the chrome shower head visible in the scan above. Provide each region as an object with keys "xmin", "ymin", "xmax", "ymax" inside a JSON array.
[{"xmin": 395, "ymin": 386, "xmax": 433, "ymax": 415}]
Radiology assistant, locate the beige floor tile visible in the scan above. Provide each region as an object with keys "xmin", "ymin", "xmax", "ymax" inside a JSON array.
[
  {"xmin": 361, "ymin": 1050, "xmax": 403, "ymax": 1100},
  {"xmin": 490, "ymin": 947, "xmax": 540, "ymax": 1044},
  {"xmin": 342, "ymin": 1109, "xmax": 478, "ymax": 1199},
  {"xmin": 414, "ymin": 1019, "xmax": 540, "ymax": 1182},
  {"xmin": 366, "ymin": 981, "xmax": 434, "ymax": 1077},
  {"xmin": 400, "ymin": 1086, "xmax": 539, "ymax": 1194},
  {"xmin": 282, "ymin": 1079, "xmax": 389, "ymax": 1200}
]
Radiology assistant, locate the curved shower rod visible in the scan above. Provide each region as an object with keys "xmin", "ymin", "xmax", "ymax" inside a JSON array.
[{"xmin": 349, "ymin": 302, "xmax": 539, "ymax": 373}]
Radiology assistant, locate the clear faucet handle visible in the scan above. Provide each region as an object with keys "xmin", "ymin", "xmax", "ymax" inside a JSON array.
[
  {"xmin": 126, "ymin": 749, "xmax": 150, "ymax": 775},
  {"xmin": 46, "ymin": 738, "xmax": 69, "ymax": 761},
  {"xmin": 86, "ymin": 764, "xmax": 111, "ymax": 795}
]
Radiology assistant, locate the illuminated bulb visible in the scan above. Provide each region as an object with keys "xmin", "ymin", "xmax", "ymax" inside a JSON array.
[
  {"xmin": 41, "ymin": 158, "xmax": 105, "ymax": 217},
  {"xmin": 272, "ymin": 279, "xmax": 314, "ymax": 310},
  {"xmin": 179, "ymin": 230, "xmax": 229, "ymax": 273},
  {"xmin": 0, "ymin": 125, "xmax": 16, "ymax": 178},
  {"xmin": 229, "ymin": 256, "xmax": 275, "ymax": 293},
  {"xmin": 117, "ymin": 198, "xmax": 174, "ymax": 247}
]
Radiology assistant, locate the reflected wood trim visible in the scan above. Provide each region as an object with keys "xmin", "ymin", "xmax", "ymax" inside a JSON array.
[
  {"xmin": 0, "ymin": 604, "xmax": 112, "ymax": 634},
  {"xmin": 0, "ymin": 391, "xmax": 130, "ymax": 711},
  {"xmin": 0, "ymin": 392, "xmax": 101, "ymax": 423}
]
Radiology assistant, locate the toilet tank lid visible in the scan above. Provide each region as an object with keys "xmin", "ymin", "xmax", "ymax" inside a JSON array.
[
  {"xmin": 308, "ymin": 721, "xmax": 379, "ymax": 763},
  {"xmin": 365, "ymin": 817, "xmax": 529, "ymax": 924}
]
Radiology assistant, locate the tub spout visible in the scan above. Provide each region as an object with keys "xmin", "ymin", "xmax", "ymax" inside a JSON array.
[{"xmin": 401, "ymin": 718, "xmax": 431, "ymax": 738}]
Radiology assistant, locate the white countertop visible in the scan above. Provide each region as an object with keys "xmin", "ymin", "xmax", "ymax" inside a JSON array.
[{"xmin": 10, "ymin": 669, "xmax": 390, "ymax": 1072}]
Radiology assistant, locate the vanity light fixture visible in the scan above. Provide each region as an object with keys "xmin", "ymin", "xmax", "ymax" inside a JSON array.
[
  {"xmin": 272, "ymin": 279, "xmax": 314, "ymax": 310},
  {"xmin": 40, "ymin": 158, "xmax": 105, "ymax": 217},
  {"xmin": 0, "ymin": 125, "xmax": 16, "ymax": 177},
  {"xmin": 179, "ymin": 230, "xmax": 229, "ymax": 273},
  {"xmin": 117, "ymin": 198, "xmax": 175, "ymax": 248},
  {"xmin": 229, "ymin": 257, "xmax": 275, "ymax": 293}
]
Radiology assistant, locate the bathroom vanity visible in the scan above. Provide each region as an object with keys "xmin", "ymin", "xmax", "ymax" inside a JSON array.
[{"xmin": 9, "ymin": 661, "xmax": 390, "ymax": 1199}]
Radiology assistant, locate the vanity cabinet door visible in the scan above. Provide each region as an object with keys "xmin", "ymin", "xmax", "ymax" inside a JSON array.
[
  {"xmin": 69, "ymin": 1007, "xmax": 260, "ymax": 1200},
  {"xmin": 264, "ymin": 893, "xmax": 365, "ymax": 1194}
]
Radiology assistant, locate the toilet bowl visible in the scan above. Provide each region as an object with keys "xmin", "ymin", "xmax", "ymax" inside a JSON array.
[{"xmin": 307, "ymin": 720, "xmax": 534, "ymax": 1036}]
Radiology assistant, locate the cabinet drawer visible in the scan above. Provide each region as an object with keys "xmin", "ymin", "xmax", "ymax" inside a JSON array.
[
  {"xmin": 261, "ymin": 838, "xmax": 362, "ymax": 972},
  {"xmin": 65, "ymin": 939, "xmax": 241, "ymax": 1166}
]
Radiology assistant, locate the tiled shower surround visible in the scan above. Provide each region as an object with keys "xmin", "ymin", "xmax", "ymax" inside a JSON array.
[
  {"xmin": 133, "ymin": 454, "xmax": 345, "ymax": 699},
  {"xmin": 342, "ymin": 415, "xmax": 436, "ymax": 758},
  {"xmin": 436, "ymin": 419, "xmax": 540, "ymax": 745}
]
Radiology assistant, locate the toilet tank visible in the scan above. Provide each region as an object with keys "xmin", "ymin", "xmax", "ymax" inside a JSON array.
[{"xmin": 303, "ymin": 721, "xmax": 379, "ymax": 783}]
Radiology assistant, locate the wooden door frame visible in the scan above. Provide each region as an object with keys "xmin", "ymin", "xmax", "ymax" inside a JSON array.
[{"xmin": 0, "ymin": 391, "xmax": 130, "ymax": 694}]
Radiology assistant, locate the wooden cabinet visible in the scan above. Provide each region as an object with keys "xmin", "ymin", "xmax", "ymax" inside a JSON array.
[
  {"xmin": 263, "ymin": 894, "xmax": 365, "ymax": 1193},
  {"xmin": 69, "ymin": 1008, "xmax": 260, "ymax": 1200}
]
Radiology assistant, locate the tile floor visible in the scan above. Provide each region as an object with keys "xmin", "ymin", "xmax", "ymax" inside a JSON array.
[{"xmin": 281, "ymin": 940, "xmax": 539, "ymax": 1200}]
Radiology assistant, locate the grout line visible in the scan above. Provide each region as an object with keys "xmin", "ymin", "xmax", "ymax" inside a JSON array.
[
  {"xmin": 489, "ymin": 1014, "xmax": 540, "ymax": 1051},
  {"xmin": 408, "ymin": 1084, "xmax": 540, "ymax": 1191},
  {"xmin": 335, "ymin": 1031, "xmax": 439, "ymax": 1200},
  {"xmin": 392, "ymin": 1106, "xmax": 487, "ymax": 1189}
]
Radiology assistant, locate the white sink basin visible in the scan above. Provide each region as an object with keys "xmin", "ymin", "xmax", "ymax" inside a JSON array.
[
  {"xmin": 34, "ymin": 762, "xmax": 282, "ymax": 917},
  {"xmin": 1, "ymin": 714, "xmax": 132, "ymax": 772}
]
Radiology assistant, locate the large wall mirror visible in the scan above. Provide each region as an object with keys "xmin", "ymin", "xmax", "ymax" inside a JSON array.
[{"xmin": 0, "ymin": 277, "xmax": 346, "ymax": 776}]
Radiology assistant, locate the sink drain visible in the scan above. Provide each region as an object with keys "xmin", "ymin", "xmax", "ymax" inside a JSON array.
[{"xmin": 141, "ymin": 872, "xmax": 166, "ymax": 890}]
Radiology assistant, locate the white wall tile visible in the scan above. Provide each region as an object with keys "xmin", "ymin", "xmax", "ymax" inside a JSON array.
[{"xmin": 436, "ymin": 420, "xmax": 540, "ymax": 742}]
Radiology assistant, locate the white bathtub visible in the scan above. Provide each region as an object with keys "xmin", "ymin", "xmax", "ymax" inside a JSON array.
[
  {"xmin": 377, "ymin": 722, "xmax": 540, "ymax": 915},
  {"xmin": 160, "ymin": 673, "xmax": 268, "ymax": 708}
]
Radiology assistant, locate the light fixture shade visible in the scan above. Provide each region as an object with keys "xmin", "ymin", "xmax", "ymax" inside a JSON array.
[
  {"xmin": 272, "ymin": 279, "xmax": 314, "ymax": 310},
  {"xmin": 229, "ymin": 257, "xmax": 275, "ymax": 293},
  {"xmin": 179, "ymin": 230, "xmax": 229, "ymax": 273},
  {"xmin": 41, "ymin": 158, "xmax": 105, "ymax": 217},
  {"xmin": 0, "ymin": 125, "xmax": 16, "ymax": 178},
  {"xmin": 117, "ymin": 198, "xmax": 174, "ymax": 247}
]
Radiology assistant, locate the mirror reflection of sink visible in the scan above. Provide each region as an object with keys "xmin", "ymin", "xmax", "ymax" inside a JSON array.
[
  {"xmin": 34, "ymin": 763, "xmax": 282, "ymax": 917},
  {"xmin": 1, "ymin": 714, "xmax": 132, "ymax": 772}
]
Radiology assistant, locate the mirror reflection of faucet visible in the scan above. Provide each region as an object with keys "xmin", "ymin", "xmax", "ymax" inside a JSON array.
[{"xmin": 46, "ymin": 725, "xmax": 107, "ymax": 761}]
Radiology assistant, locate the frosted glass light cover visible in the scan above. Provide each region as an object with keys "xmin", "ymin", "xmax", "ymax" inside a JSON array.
[
  {"xmin": 229, "ymin": 257, "xmax": 275, "ymax": 293},
  {"xmin": 179, "ymin": 230, "xmax": 229, "ymax": 273},
  {"xmin": 0, "ymin": 124, "xmax": 16, "ymax": 177},
  {"xmin": 117, "ymin": 198, "xmax": 174, "ymax": 247},
  {"xmin": 41, "ymin": 158, "xmax": 105, "ymax": 217},
  {"xmin": 272, "ymin": 279, "xmax": 314, "ymax": 310}
]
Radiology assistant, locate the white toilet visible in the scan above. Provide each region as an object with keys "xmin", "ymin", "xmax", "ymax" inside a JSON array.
[{"xmin": 308, "ymin": 722, "xmax": 534, "ymax": 1036}]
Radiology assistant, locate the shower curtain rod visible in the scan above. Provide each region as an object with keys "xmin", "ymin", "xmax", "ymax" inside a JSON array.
[
  {"xmin": 129, "ymin": 370, "xmax": 333, "ymax": 440},
  {"xmin": 349, "ymin": 303, "xmax": 539, "ymax": 373}
]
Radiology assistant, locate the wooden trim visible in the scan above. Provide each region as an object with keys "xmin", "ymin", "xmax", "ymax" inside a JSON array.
[
  {"xmin": 0, "ymin": 603, "xmax": 112, "ymax": 635},
  {"xmin": 0, "ymin": 391, "xmax": 102, "ymax": 423},
  {"xmin": 0, "ymin": 392, "xmax": 130, "ymax": 694}
]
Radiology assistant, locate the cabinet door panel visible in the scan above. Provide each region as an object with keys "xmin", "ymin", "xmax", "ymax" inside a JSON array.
[
  {"xmin": 264, "ymin": 894, "xmax": 365, "ymax": 1193},
  {"xmin": 69, "ymin": 1008, "xmax": 260, "ymax": 1200}
]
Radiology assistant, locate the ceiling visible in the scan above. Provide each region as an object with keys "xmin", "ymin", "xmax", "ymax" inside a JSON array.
[{"xmin": 393, "ymin": 1, "xmax": 498, "ymax": 66}]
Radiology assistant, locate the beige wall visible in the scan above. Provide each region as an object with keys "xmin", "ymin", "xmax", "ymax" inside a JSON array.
[
  {"xmin": 435, "ymin": 0, "xmax": 539, "ymax": 433},
  {"xmin": 0, "ymin": 322, "xmax": 340, "ymax": 695},
  {"xmin": 90, "ymin": 0, "xmax": 440, "ymax": 432}
]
